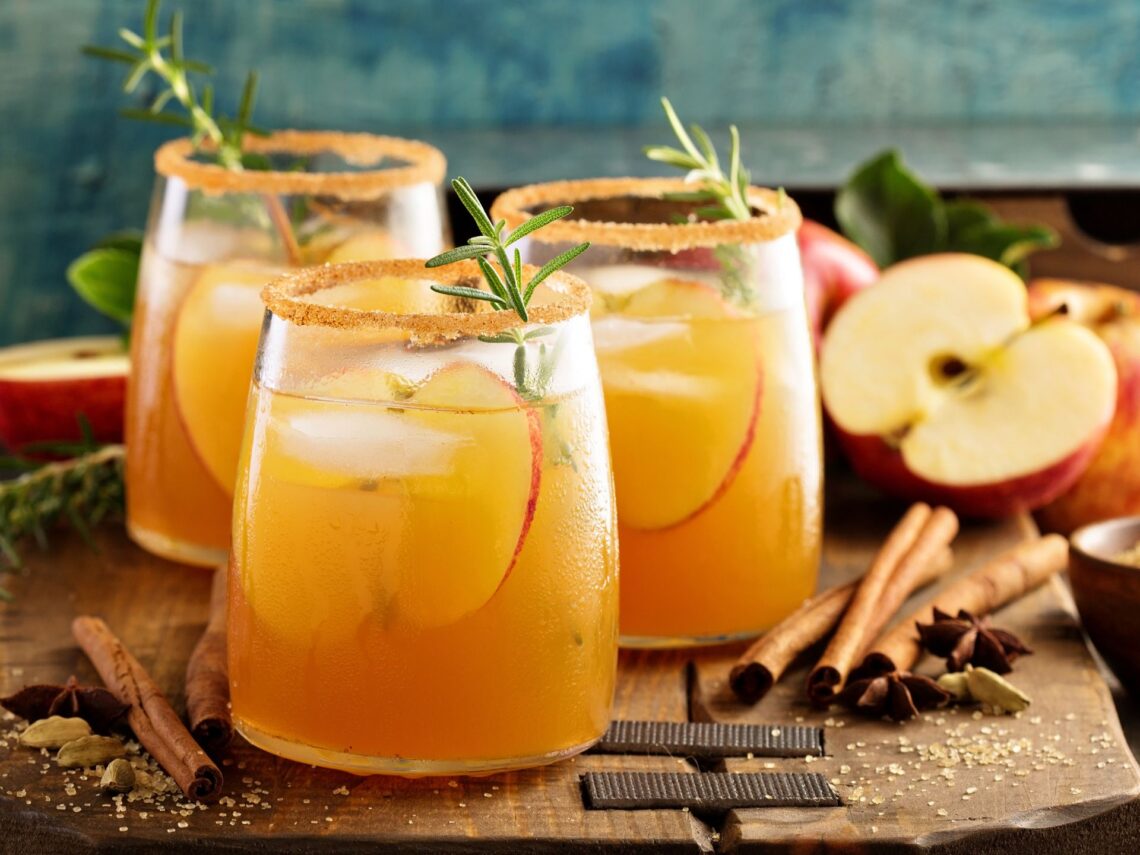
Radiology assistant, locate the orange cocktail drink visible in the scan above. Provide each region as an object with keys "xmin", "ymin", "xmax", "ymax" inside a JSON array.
[
  {"xmin": 127, "ymin": 132, "xmax": 448, "ymax": 565},
  {"xmin": 494, "ymin": 180, "xmax": 822, "ymax": 645},
  {"xmin": 228, "ymin": 260, "xmax": 618, "ymax": 774}
]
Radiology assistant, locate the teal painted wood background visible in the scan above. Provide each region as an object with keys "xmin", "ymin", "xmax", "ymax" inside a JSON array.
[{"xmin": 2, "ymin": 0, "xmax": 1140, "ymax": 344}]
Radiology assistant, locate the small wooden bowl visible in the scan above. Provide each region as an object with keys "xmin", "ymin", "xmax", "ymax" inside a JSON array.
[{"xmin": 1069, "ymin": 516, "xmax": 1140, "ymax": 692}]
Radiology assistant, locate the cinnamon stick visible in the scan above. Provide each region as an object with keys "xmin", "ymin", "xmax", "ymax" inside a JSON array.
[
  {"xmin": 729, "ymin": 546, "xmax": 953, "ymax": 704},
  {"xmin": 185, "ymin": 566, "xmax": 232, "ymax": 753},
  {"xmin": 853, "ymin": 534, "xmax": 1068, "ymax": 679},
  {"xmin": 806, "ymin": 504, "xmax": 959, "ymax": 708},
  {"xmin": 72, "ymin": 616, "xmax": 222, "ymax": 802}
]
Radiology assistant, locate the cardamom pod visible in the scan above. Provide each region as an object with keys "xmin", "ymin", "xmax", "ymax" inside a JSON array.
[
  {"xmin": 56, "ymin": 735, "xmax": 127, "ymax": 768},
  {"xmin": 99, "ymin": 758, "xmax": 136, "ymax": 794},
  {"xmin": 964, "ymin": 665, "xmax": 1031, "ymax": 713},
  {"xmin": 18, "ymin": 716, "xmax": 93, "ymax": 749},
  {"xmin": 936, "ymin": 671, "xmax": 971, "ymax": 702}
]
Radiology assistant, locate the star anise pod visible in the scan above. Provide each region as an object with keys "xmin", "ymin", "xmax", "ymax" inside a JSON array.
[
  {"xmin": 838, "ymin": 668, "xmax": 952, "ymax": 722},
  {"xmin": 917, "ymin": 608, "xmax": 1031, "ymax": 674},
  {"xmin": 0, "ymin": 675, "xmax": 129, "ymax": 733}
]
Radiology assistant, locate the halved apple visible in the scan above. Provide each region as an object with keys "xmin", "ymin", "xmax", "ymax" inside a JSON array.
[
  {"xmin": 592, "ymin": 275, "xmax": 762, "ymax": 529},
  {"xmin": 0, "ymin": 336, "xmax": 128, "ymax": 450},
  {"xmin": 260, "ymin": 362, "xmax": 541, "ymax": 630},
  {"xmin": 820, "ymin": 254, "xmax": 1117, "ymax": 518},
  {"xmin": 172, "ymin": 261, "xmax": 278, "ymax": 493},
  {"xmin": 1029, "ymin": 280, "xmax": 1140, "ymax": 532}
]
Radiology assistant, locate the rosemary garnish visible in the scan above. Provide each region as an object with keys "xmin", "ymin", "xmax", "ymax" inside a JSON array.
[
  {"xmin": 645, "ymin": 98, "xmax": 762, "ymax": 306},
  {"xmin": 0, "ymin": 446, "xmax": 126, "ymax": 601},
  {"xmin": 426, "ymin": 177, "xmax": 589, "ymax": 400},
  {"xmin": 645, "ymin": 97, "xmax": 752, "ymax": 223},
  {"xmin": 83, "ymin": 0, "xmax": 300, "ymax": 263},
  {"xmin": 83, "ymin": 0, "xmax": 262, "ymax": 171}
]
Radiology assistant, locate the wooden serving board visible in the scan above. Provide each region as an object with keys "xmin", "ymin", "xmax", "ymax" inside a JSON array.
[{"xmin": 1, "ymin": 480, "xmax": 1138, "ymax": 853}]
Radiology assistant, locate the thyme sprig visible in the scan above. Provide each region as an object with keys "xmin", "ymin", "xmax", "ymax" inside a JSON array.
[
  {"xmin": 426, "ymin": 178, "xmax": 589, "ymax": 324},
  {"xmin": 0, "ymin": 445, "xmax": 126, "ymax": 601},
  {"xmin": 645, "ymin": 97, "xmax": 752, "ymax": 222},
  {"xmin": 83, "ymin": 0, "xmax": 262, "ymax": 171}
]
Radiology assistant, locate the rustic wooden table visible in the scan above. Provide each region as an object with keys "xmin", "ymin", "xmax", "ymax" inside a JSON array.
[{"xmin": 2, "ymin": 480, "xmax": 1138, "ymax": 852}]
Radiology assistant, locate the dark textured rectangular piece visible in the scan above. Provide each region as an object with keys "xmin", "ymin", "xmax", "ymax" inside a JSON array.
[
  {"xmin": 582, "ymin": 771, "xmax": 841, "ymax": 811},
  {"xmin": 592, "ymin": 719, "xmax": 824, "ymax": 758}
]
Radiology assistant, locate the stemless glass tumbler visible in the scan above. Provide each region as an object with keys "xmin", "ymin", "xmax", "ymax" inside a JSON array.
[
  {"xmin": 228, "ymin": 260, "xmax": 619, "ymax": 775},
  {"xmin": 493, "ymin": 179, "xmax": 822, "ymax": 646},
  {"xmin": 127, "ymin": 132, "xmax": 448, "ymax": 565}
]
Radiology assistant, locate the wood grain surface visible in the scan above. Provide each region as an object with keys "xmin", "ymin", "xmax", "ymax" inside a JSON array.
[{"xmin": 1, "ymin": 479, "xmax": 1138, "ymax": 852}]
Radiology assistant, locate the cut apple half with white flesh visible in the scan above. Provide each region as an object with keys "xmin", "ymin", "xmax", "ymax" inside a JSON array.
[
  {"xmin": 172, "ymin": 261, "xmax": 278, "ymax": 494},
  {"xmin": 820, "ymin": 254, "xmax": 1117, "ymax": 518},
  {"xmin": 264, "ymin": 362, "xmax": 542, "ymax": 630},
  {"xmin": 592, "ymin": 275, "xmax": 762, "ymax": 530},
  {"xmin": 0, "ymin": 336, "xmax": 128, "ymax": 449}
]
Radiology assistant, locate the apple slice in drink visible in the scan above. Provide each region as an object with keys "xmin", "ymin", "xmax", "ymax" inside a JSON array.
[
  {"xmin": 258, "ymin": 363, "xmax": 541, "ymax": 632},
  {"xmin": 172, "ymin": 261, "xmax": 279, "ymax": 494},
  {"xmin": 592, "ymin": 274, "xmax": 762, "ymax": 530},
  {"xmin": 820, "ymin": 254, "xmax": 1117, "ymax": 517}
]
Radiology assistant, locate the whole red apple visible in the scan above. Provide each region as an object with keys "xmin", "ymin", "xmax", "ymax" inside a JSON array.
[
  {"xmin": 798, "ymin": 219, "xmax": 878, "ymax": 347},
  {"xmin": 820, "ymin": 255, "xmax": 1117, "ymax": 518},
  {"xmin": 0, "ymin": 336, "xmax": 128, "ymax": 451},
  {"xmin": 1029, "ymin": 279, "xmax": 1140, "ymax": 533}
]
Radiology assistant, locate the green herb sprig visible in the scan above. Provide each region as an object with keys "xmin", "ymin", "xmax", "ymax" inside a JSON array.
[
  {"xmin": 645, "ymin": 97, "xmax": 752, "ymax": 223},
  {"xmin": 83, "ymin": 0, "xmax": 262, "ymax": 171},
  {"xmin": 0, "ymin": 444, "xmax": 126, "ymax": 601},
  {"xmin": 425, "ymin": 178, "xmax": 589, "ymax": 400},
  {"xmin": 426, "ymin": 178, "xmax": 589, "ymax": 324}
]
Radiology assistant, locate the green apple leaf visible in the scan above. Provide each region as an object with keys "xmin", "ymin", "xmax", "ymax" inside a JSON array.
[
  {"xmin": 66, "ymin": 246, "xmax": 139, "ymax": 327},
  {"xmin": 834, "ymin": 150, "xmax": 945, "ymax": 268}
]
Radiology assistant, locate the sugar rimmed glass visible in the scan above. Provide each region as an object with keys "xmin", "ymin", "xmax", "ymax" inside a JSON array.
[
  {"xmin": 493, "ymin": 179, "xmax": 822, "ymax": 647},
  {"xmin": 228, "ymin": 259, "xmax": 618, "ymax": 775},
  {"xmin": 127, "ymin": 132, "xmax": 449, "ymax": 565}
]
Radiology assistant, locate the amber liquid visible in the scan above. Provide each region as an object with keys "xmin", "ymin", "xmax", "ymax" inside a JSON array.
[
  {"xmin": 228, "ymin": 381, "xmax": 618, "ymax": 773},
  {"xmin": 594, "ymin": 305, "xmax": 823, "ymax": 643},
  {"xmin": 126, "ymin": 230, "xmax": 400, "ymax": 565}
]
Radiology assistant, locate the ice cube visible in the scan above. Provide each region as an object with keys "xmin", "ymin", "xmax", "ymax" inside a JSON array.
[
  {"xmin": 601, "ymin": 366, "xmax": 714, "ymax": 399},
  {"xmin": 273, "ymin": 406, "xmax": 468, "ymax": 480},
  {"xmin": 591, "ymin": 317, "xmax": 690, "ymax": 353}
]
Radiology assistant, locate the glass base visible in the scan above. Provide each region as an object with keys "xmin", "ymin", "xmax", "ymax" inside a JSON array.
[
  {"xmin": 127, "ymin": 521, "xmax": 229, "ymax": 568},
  {"xmin": 620, "ymin": 628, "xmax": 765, "ymax": 649},
  {"xmin": 235, "ymin": 719, "xmax": 601, "ymax": 777}
]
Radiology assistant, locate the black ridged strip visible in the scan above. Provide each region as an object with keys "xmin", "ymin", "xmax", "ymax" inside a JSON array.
[
  {"xmin": 591, "ymin": 720, "xmax": 824, "ymax": 758},
  {"xmin": 582, "ymin": 771, "xmax": 841, "ymax": 811}
]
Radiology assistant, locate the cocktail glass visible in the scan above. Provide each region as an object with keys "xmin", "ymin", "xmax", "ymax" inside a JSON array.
[
  {"xmin": 128, "ymin": 131, "xmax": 448, "ymax": 565},
  {"xmin": 228, "ymin": 259, "xmax": 618, "ymax": 774},
  {"xmin": 493, "ymin": 179, "xmax": 822, "ymax": 646}
]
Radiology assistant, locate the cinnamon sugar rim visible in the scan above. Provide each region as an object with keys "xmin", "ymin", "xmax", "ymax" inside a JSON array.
[
  {"xmin": 262, "ymin": 259, "xmax": 592, "ymax": 335},
  {"xmin": 491, "ymin": 178, "xmax": 800, "ymax": 251},
  {"xmin": 154, "ymin": 130, "xmax": 446, "ymax": 199}
]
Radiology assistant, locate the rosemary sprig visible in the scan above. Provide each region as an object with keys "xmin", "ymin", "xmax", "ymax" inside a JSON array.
[
  {"xmin": 82, "ymin": 0, "xmax": 301, "ymax": 263},
  {"xmin": 0, "ymin": 446, "xmax": 126, "ymax": 601},
  {"xmin": 425, "ymin": 178, "xmax": 589, "ymax": 400},
  {"xmin": 426, "ymin": 178, "xmax": 589, "ymax": 324},
  {"xmin": 645, "ymin": 97, "xmax": 752, "ymax": 222},
  {"xmin": 83, "ymin": 0, "xmax": 262, "ymax": 171}
]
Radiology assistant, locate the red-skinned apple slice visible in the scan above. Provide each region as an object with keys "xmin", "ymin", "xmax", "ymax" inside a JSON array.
[
  {"xmin": 1029, "ymin": 279, "xmax": 1140, "ymax": 532},
  {"xmin": 592, "ymin": 275, "xmax": 762, "ymax": 529},
  {"xmin": 389, "ymin": 362, "xmax": 542, "ymax": 627},
  {"xmin": 262, "ymin": 362, "xmax": 542, "ymax": 631},
  {"xmin": 0, "ymin": 336, "xmax": 128, "ymax": 451},
  {"xmin": 820, "ymin": 254, "xmax": 1117, "ymax": 518}
]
